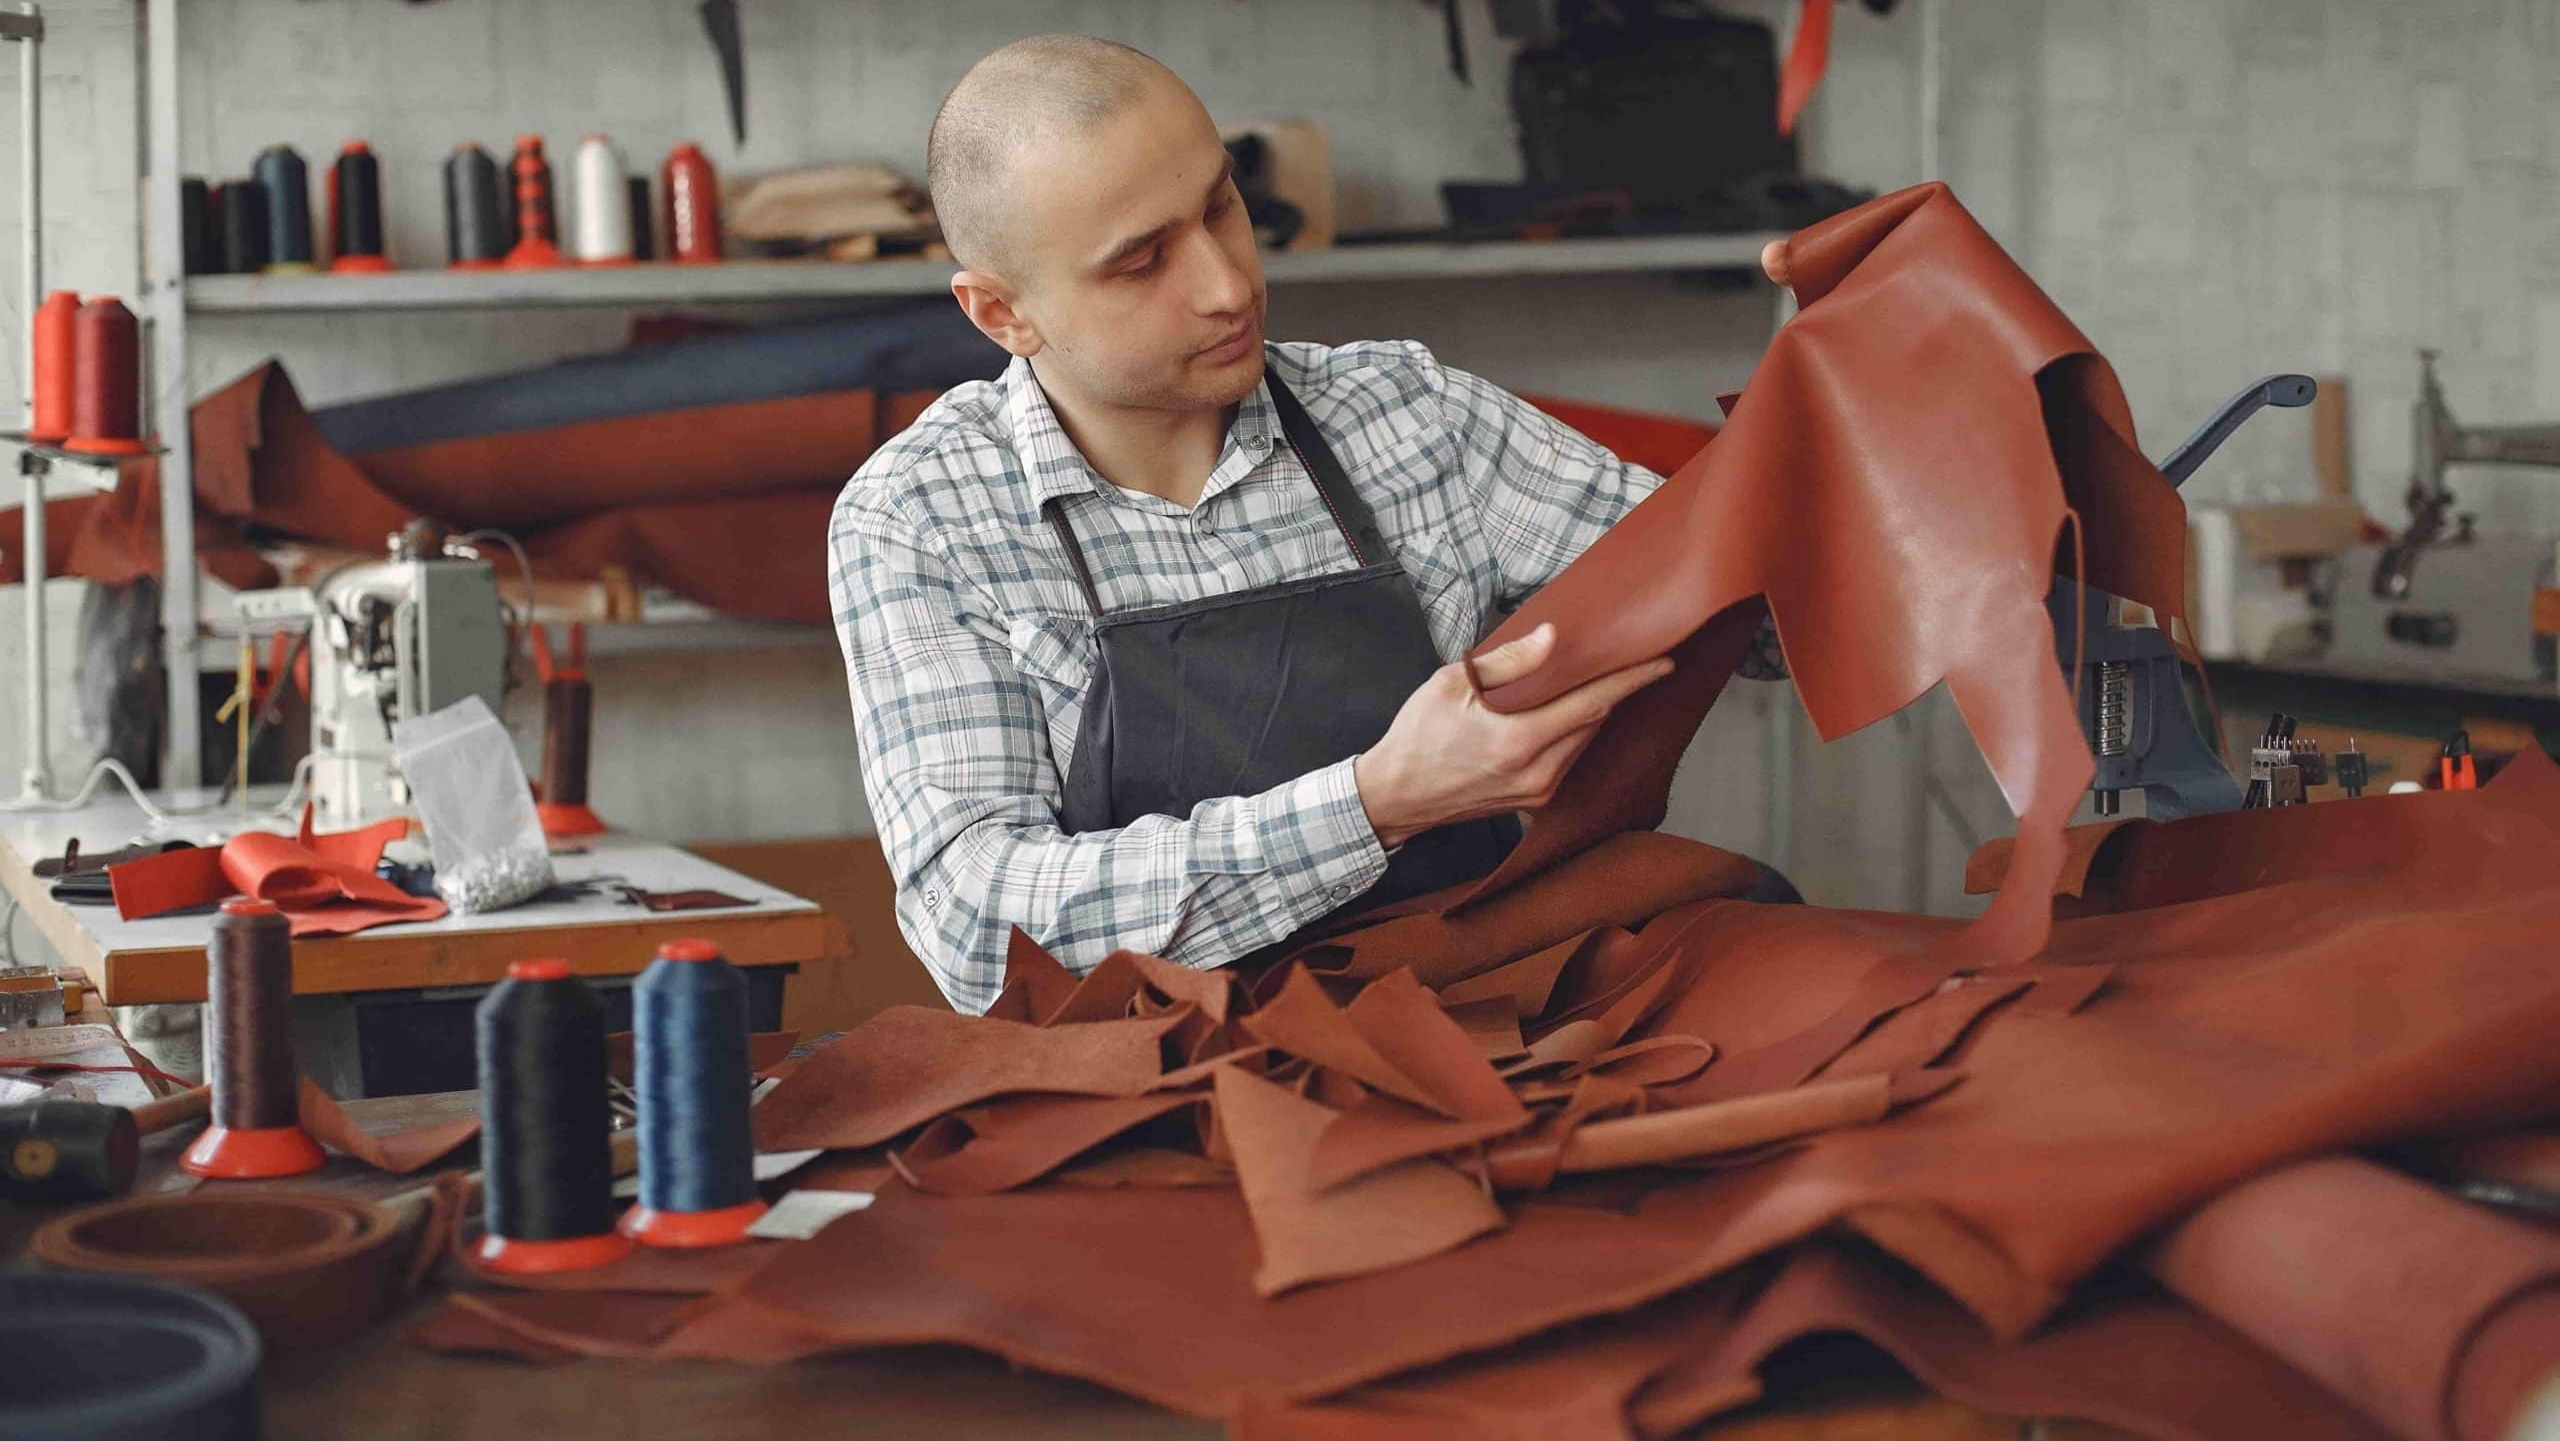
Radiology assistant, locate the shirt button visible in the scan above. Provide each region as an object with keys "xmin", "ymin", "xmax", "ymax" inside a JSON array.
[
  {"xmin": 1328, "ymin": 884, "xmax": 1351, "ymax": 900},
  {"xmin": 922, "ymin": 888, "xmax": 940, "ymax": 911}
]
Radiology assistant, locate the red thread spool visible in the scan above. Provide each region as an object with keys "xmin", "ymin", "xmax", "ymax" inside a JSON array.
[
  {"xmin": 65, "ymin": 298, "xmax": 148, "ymax": 458},
  {"xmin": 660, "ymin": 142, "xmax": 721, "ymax": 264},
  {"xmin": 504, "ymin": 135, "xmax": 562, "ymax": 269},
  {"xmin": 28, "ymin": 291, "xmax": 80, "ymax": 444}
]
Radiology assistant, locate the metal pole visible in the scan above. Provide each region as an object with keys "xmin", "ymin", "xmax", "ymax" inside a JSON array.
[
  {"xmin": 145, "ymin": 0, "xmax": 199, "ymax": 790},
  {"xmin": 15, "ymin": 3, "xmax": 50, "ymax": 800}
]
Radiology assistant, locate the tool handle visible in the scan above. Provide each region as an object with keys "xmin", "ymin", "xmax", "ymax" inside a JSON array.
[
  {"xmin": 130, "ymin": 1084, "xmax": 212, "ymax": 1136},
  {"xmin": 2157, "ymin": 374, "xmax": 2318, "ymax": 488}
]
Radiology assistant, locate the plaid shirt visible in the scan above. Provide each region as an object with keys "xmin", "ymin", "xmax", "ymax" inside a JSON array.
[{"xmin": 830, "ymin": 339, "xmax": 1661, "ymax": 1013}]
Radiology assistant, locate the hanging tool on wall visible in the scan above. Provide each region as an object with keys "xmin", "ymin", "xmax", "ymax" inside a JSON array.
[{"xmin": 700, "ymin": 0, "xmax": 747, "ymax": 147}]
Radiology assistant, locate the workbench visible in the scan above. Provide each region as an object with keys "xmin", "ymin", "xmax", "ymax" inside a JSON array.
[
  {"xmin": 0, "ymin": 792, "xmax": 844, "ymax": 1093},
  {"xmin": 0, "ymin": 1086, "xmax": 2140, "ymax": 1441}
]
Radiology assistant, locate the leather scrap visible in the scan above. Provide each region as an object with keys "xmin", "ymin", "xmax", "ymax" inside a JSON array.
[
  {"xmin": 1217, "ymin": 1066, "xmax": 1504, "ymax": 1296},
  {"xmin": 891, "ymin": 1091, "xmax": 1201, "ymax": 1195},
  {"xmin": 2146, "ymin": 1156, "xmax": 2560, "ymax": 1441},
  {"xmin": 297, "ymin": 1078, "xmax": 479, "ymax": 1174},
  {"xmin": 107, "ymin": 812, "xmax": 444, "ymax": 936},
  {"xmin": 750, "ymin": 1006, "xmax": 1182, "ymax": 1152}
]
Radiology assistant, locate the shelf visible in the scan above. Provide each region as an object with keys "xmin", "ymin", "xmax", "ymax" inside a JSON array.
[
  {"xmin": 183, "ymin": 232, "xmax": 1785, "ymax": 315},
  {"xmin": 193, "ymin": 616, "xmax": 832, "ymax": 669}
]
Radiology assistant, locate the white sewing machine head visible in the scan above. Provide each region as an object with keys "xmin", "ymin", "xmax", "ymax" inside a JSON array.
[{"xmin": 239, "ymin": 523, "xmax": 511, "ymax": 830}]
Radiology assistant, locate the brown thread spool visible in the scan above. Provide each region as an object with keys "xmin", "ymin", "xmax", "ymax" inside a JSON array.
[
  {"xmin": 181, "ymin": 898, "xmax": 325, "ymax": 1178},
  {"xmin": 660, "ymin": 141, "xmax": 721, "ymax": 264},
  {"xmin": 504, "ymin": 135, "xmax": 562, "ymax": 269},
  {"xmin": 28, "ymin": 291, "xmax": 80, "ymax": 444},
  {"xmin": 537, "ymin": 676, "xmax": 606, "ymax": 838},
  {"xmin": 64, "ymin": 298, "xmax": 148, "ymax": 458}
]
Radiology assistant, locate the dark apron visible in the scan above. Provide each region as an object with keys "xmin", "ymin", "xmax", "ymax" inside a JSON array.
[{"xmin": 1045, "ymin": 372, "xmax": 1519, "ymax": 954}]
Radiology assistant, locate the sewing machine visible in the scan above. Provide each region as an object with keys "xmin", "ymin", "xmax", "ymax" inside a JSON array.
[
  {"xmin": 2321, "ymin": 350, "xmax": 2560, "ymax": 689},
  {"xmin": 240, "ymin": 523, "xmax": 511, "ymax": 830}
]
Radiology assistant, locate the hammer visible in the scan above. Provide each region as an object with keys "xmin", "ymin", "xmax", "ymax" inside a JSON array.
[{"xmin": 1, "ymin": 1086, "xmax": 211, "ymax": 1204}]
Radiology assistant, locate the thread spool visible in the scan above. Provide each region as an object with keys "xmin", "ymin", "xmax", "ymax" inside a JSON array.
[
  {"xmin": 328, "ymin": 141, "xmax": 392, "ymax": 273},
  {"xmin": 181, "ymin": 177, "xmax": 223, "ymax": 275},
  {"xmin": 253, "ymin": 145, "xmax": 316, "ymax": 274},
  {"xmin": 620, "ymin": 940, "xmax": 764, "ymax": 1247},
  {"xmin": 538, "ymin": 677, "xmax": 606, "ymax": 838},
  {"xmin": 28, "ymin": 291, "xmax": 79, "ymax": 444},
  {"xmin": 504, "ymin": 135, "xmax": 562, "ymax": 269},
  {"xmin": 571, "ymin": 135, "xmax": 635, "ymax": 266},
  {"xmin": 660, "ymin": 141, "xmax": 721, "ymax": 264},
  {"xmin": 182, "ymin": 899, "xmax": 324, "ymax": 1178},
  {"xmin": 64, "ymin": 298, "xmax": 149, "ymax": 459},
  {"xmin": 626, "ymin": 175, "xmax": 656, "ymax": 261},
  {"xmin": 443, "ymin": 143, "xmax": 506, "ymax": 270},
  {"xmin": 474, "ymin": 959, "xmax": 632, "ymax": 1274},
  {"xmin": 218, "ymin": 180, "xmax": 271, "ymax": 275}
]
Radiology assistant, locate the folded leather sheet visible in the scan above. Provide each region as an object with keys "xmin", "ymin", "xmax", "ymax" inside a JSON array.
[
  {"xmin": 106, "ymin": 810, "xmax": 445, "ymax": 936},
  {"xmin": 411, "ymin": 184, "xmax": 2560, "ymax": 1441}
]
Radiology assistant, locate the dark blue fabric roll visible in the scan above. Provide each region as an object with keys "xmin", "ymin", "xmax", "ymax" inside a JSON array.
[{"xmin": 309, "ymin": 299, "xmax": 1003, "ymax": 456}]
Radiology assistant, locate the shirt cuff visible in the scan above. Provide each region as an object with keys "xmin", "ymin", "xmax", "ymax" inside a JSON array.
[{"xmin": 1256, "ymin": 757, "xmax": 1391, "ymax": 917}]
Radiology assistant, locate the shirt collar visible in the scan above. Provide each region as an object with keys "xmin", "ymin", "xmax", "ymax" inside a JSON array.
[{"xmin": 1003, "ymin": 353, "xmax": 1285, "ymax": 509}]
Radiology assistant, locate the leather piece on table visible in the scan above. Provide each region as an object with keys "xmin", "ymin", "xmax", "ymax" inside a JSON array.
[
  {"xmin": 1460, "ymin": 182, "xmax": 2195, "ymax": 980},
  {"xmin": 297, "ymin": 1078, "xmax": 480, "ymax": 1174},
  {"xmin": 891, "ymin": 1091, "xmax": 1203, "ymax": 1195},
  {"xmin": 2146, "ymin": 1156, "xmax": 2560, "ymax": 1441},
  {"xmin": 1051, "ymin": 1146, "xmax": 1235, "ymax": 1189},
  {"xmin": 1235, "ymin": 1274, "xmax": 1755, "ymax": 1441},
  {"xmin": 106, "ymin": 819, "xmax": 447, "ymax": 936},
  {"xmin": 750, "ymin": 1005, "xmax": 1183, "ymax": 1152},
  {"xmin": 1216, "ymin": 1066, "xmax": 1505, "ymax": 1296},
  {"xmin": 29, "ymin": 1191, "xmax": 417, "ymax": 1352},
  {"xmin": 729, "ymin": 1175, "xmax": 1772, "ymax": 1418},
  {"xmin": 429, "ymin": 1288, "xmax": 714, "ymax": 1361},
  {"xmin": 1631, "ymin": 1244, "xmax": 2393, "ymax": 1441},
  {"xmin": 1304, "ymin": 1095, "xmax": 1534, "ymax": 1193},
  {"xmin": 1815, "ymin": 975, "xmax": 2033, "ymax": 1080},
  {"xmin": 1292, "ymin": 831, "xmax": 1767, "ymax": 991}
]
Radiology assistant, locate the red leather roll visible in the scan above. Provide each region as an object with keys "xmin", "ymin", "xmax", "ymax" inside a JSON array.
[
  {"xmin": 66, "ymin": 297, "xmax": 148, "ymax": 457},
  {"xmin": 660, "ymin": 142, "xmax": 720, "ymax": 264},
  {"xmin": 29, "ymin": 290, "xmax": 79, "ymax": 443}
]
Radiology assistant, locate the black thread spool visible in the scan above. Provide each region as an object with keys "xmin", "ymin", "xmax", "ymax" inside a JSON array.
[
  {"xmin": 473, "ymin": 959, "xmax": 632, "ymax": 1274},
  {"xmin": 329, "ymin": 141, "xmax": 390, "ymax": 272},
  {"xmin": 180, "ymin": 177, "xmax": 221, "ymax": 275},
  {"xmin": 626, "ymin": 175, "xmax": 655, "ymax": 261},
  {"xmin": 218, "ymin": 179, "xmax": 271, "ymax": 275},
  {"xmin": 620, "ymin": 941, "xmax": 765, "ymax": 1247},
  {"xmin": 444, "ymin": 142, "xmax": 506, "ymax": 268},
  {"xmin": 181, "ymin": 899, "xmax": 324, "ymax": 1178},
  {"xmin": 252, "ymin": 145, "xmax": 316, "ymax": 272}
]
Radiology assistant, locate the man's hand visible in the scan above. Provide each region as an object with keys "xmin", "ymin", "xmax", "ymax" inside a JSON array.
[{"xmin": 1351, "ymin": 624, "xmax": 1674, "ymax": 850}]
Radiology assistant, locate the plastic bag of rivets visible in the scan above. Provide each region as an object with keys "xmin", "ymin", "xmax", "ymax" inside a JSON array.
[{"xmin": 391, "ymin": 695, "xmax": 556, "ymax": 914}]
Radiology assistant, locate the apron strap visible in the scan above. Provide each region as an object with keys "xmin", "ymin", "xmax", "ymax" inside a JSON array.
[
  {"xmin": 1264, "ymin": 372, "xmax": 1396, "ymax": 569},
  {"xmin": 1041, "ymin": 367, "xmax": 1396, "ymax": 618}
]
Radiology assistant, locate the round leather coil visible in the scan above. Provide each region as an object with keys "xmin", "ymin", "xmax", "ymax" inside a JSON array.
[{"xmin": 30, "ymin": 1192, "xmax": 411, "ymax": 1351}]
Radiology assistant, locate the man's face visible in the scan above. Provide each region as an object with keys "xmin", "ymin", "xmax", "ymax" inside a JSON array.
[{"xmin": 1000, "ymin": 78, "xmax": 1268, "ymax": 413}]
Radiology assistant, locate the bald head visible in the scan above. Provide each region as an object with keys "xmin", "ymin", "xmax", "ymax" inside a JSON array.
[{"xmin": 928, "ymin": 35, "xmax": 1185, "ymax": 275}]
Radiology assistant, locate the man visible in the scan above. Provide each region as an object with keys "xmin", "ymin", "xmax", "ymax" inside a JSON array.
[{"xmin": 832, "ymin": 35, "xmax": 1684, "ymax": 1013}]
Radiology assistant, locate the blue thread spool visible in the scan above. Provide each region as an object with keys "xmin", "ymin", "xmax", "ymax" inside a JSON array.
[{"xmin": 618, "ymin": 939, "xmax": 765, "ymax": 1247}]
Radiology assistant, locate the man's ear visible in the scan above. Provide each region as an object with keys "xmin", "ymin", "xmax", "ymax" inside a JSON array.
[{"xmin": 951, "ymin": 271, "xmax": 1043, "ymax": 358}]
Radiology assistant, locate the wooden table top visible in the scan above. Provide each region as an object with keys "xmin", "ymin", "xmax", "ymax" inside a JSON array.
[{"xmin": 0, "ymin": 793, "xmax": 838, "ymax": 1004}]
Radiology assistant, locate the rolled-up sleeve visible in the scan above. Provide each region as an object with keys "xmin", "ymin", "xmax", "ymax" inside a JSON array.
[{"xmin": 829, "ymin": 483, "xmax": 1388, "ymax": 1014}]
